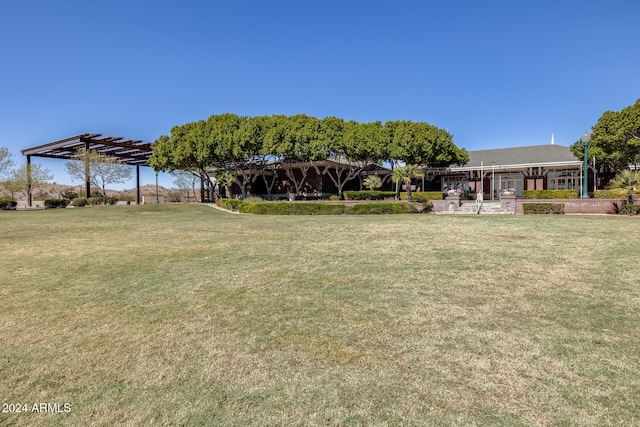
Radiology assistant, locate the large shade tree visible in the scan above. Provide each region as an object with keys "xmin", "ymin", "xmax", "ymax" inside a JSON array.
[
  {"xmin": 262, "ymin": 114, "xmax": 325, "ymax": 195},
  {"xmin": 208, "ymin": 113, "xmax": 258, "ymax": 199},
  {"xmin": 386, "ymin": 120, "xmax": 468, "ymax": 196},
  {"xmin": 150, "ymin": 113, "xmax": 468, "ymax": 199},
  {"xmin": 250, "ymin": 115, "xmax": 280, "ymax": 200},
  {"xmin": 386, "ymin": 120, "xmax": 468, "ymax": 167},
  {"xmin": 331, "ymin": 120, "xmax": 390, "ymax": 194},
  {"xmin": 570, "ymin": 98, "xmax": 640, "ymax": 173},
  {"xmin": 149, "ymin": 121, "xmax": 220, "ymax": 202}
]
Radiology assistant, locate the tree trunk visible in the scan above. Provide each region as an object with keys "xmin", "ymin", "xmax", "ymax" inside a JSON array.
[
  {"xmin": 260, "ymin": 173, "xmax": 277, "ymax": 201},
  {"xmin": 406, "ymin": 179, "xmax": 413, "ymax": 202}
]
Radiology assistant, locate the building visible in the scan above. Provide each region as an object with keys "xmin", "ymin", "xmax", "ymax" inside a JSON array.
[
  {"xmin": 439, "ymin": 144, "xmax": 590, "ymax": 199},
  {"xmin": 226, "ymin": 144, "xmax": 595, "ymax": 199}
]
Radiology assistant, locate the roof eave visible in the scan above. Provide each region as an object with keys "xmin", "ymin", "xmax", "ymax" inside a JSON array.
[{"xmin": 449, "ymin": 160, "xmax": 583, "ymax": 173}]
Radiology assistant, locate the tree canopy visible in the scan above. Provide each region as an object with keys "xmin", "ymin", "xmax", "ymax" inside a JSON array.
[
  {"xmin": 149, "ymin": 113, "xmax": 468, "ymax": 196},
  {"xmin": 570, "ymin": 98, "xmax": 640, "ymax": 172}
]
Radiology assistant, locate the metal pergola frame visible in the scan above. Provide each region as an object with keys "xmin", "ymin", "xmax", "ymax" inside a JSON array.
[{"xmin": 21, "ymin": 133, "xmax": 153, "ymax": 205}]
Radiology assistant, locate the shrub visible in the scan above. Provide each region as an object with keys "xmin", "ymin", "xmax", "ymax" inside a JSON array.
[
  {"xmin": 60, "ymin": 190, "xmax": 78, "ymax": 200},
  {"xmin": 421, "ymin": 203, "xmax": 434, "ymax": 213},
  {"xmin": 0, "ymin": 196, "xmax": 17, "ymax": 210},
  {"xmin": 343, "ymin": 190, "xmax": 396, "ymax": 200},
  {"xmin": 522, "ymin": 190, "xmax": 578, "ymax": 199},
  {"xmin": 594, "ymin": 189, "xmax": 640, "ymax": 199},
  {"xmin": 44, "ymin": 199, "xmax": 71, "ymax": 209},
  {"xmin": 329, "ymin": 195, "xmax": 341, "ymax": 201},
  {"xmin": 350, "ymin": 203, "xmax": 418, "ymax": 215},
  {"xmin": 165, "ymin": 191, "xmax": 183, "ymax": 203},
  {"xmin": 106, "ymin": 196, "xmax": 119, "ymax": 205},
  {"xmin": 87, "ymin": 196, "xmax": 104, "ymax": 206},
  {"xmin": 216, "ymin": 198, "xmax": 243, "ymax": 211},
  {"xmin": 399, "ymin": 191, "xmax": 443, "ymax": 202},
  {"xmin": 619, "ymin": 204, "xmax": 640, "ymax": 215},
  {"xmin": 72, "ymin": 197, "xmax": 88, "ymax": 207},
  {"xmin": 522, "ymin": 203, "xmax": 564, "ymax": 214},
  {"xmin": 239, "ymin": 202, "xmax": 348, "ymax": 215}
]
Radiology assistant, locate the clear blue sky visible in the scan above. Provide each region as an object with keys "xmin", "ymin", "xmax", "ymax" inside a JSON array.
[{"xmin": 1, "ymin": 0, "xmax": 639, "ymax": 190}]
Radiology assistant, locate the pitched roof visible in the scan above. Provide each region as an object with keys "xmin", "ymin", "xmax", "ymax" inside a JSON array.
[{"xmin": 463, "ymin": 144, "xmax": 580, "ymax": 168}]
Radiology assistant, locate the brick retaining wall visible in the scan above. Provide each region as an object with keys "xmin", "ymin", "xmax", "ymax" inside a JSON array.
[
  {"xmin": 431, "ymin": 198, "xmax": 630, "ymax": 214},
  {"xmin": 516, "ymin": 198, "xmax": 627, "ymax": 214}
]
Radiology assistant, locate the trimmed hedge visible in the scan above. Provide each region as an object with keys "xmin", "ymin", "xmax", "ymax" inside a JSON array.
[
  {"xmin": 217, "ymin": 199, "xmax": 428, "ymax": 215},
  {"xmin": 44, "ymin": 198, "xmax": 71, "ymax": 209},
  {"xmin": 344, "ymin": 190, "xmax": 444, "ymax": 202},
  {"xmin": 619, "ymin": 204, "xmax": 640, "ymax": 215},
  {"xmin": 216, "ymin": 198, "xmax": 243, "ymax": 211},
  {"xmin": 522, "ymin": 190, "xmax": 578, "ymax": 199},
  {"xmin": 0, "ymin": 197, "xmax": 17, "ymax": 210},
  {"xmin": 399, "ymin": 191, "xmax": 444, "ymax": 201},
  {"xmin": 343, "ymin": 190, "xmax": 396, "ymax": 200},
  {"xmin": 239, "ymin": 202, "xmax": 348, "ymax": 215},
  {"xmin": 522, "ymin": 203, "xmax": 564, "ymax": 214},
  {"xmin": 594, "ymin": 189, "xmax": 640, "ymax": 199},
  {"xmin": 350, "ymin": 203, "xmax": 418, "ymax": 215}
]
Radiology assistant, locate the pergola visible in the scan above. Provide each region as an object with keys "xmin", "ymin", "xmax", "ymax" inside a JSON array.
[{"xmin": 21, "ymin": 133, "xmax": 153, "ymax": 205}]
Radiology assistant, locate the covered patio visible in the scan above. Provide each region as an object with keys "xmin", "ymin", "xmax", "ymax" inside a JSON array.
[
  {"xmin": 441, "ymin": 144, "xmax": 585, "ymax": 199},
  {"xmin": 21, "ymin": 133, "xmax": 153, "ymax": 205}
]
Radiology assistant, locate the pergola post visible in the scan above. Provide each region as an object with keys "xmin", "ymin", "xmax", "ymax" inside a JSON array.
[
  {"xmin": 136, "ymin": 165, "xmax": 141, "ymax": 204},
  {"xmin": 84, "ymin": 139, "xmax": 91, "ymax": 200},
  {"xmin": 27, "ymin": 155, "xmax": 32, "ymax": 207}
]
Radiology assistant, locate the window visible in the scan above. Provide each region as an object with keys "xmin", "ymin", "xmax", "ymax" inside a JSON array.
[
  {"xmin": 548, "ymin": 170, "xmax": 579, "ymax": 190},
  {"xmin": 441, "ymin": 176, "xmax": 469, "ymax": 194},
  {"xmin": 497, "ymin": 174, "xmax": 524, "ymax": 196}
]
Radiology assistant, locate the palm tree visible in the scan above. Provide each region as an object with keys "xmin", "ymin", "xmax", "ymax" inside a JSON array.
[
  {"xmin": 215, "ymin": 171, "xmax": 235, "ymax": 199},
  {"xmin": 609, "ymin": 169, "xmax": 640, "ymax": 204},
  {"xmin": 363, "ymin": 174, "xmax": 382, "ymax": 191},
  {"xmin": 392, "ymin": 165, "xmax": 424, "ymax": 201}
]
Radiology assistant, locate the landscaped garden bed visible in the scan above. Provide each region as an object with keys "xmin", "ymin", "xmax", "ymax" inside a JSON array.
[{"xmin": 216, "ymin": 198, "xmax": 432, "ymax": 214}]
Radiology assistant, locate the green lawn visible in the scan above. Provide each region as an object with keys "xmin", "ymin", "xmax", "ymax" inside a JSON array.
[{"xmin": 1, "ymin": 205, "xmax": 639, "ymax": 426}]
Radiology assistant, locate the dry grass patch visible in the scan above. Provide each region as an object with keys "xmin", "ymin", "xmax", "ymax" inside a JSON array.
[{"xmin": 1, "ymin": 205, "xmax": 639, "ymax": 425}]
